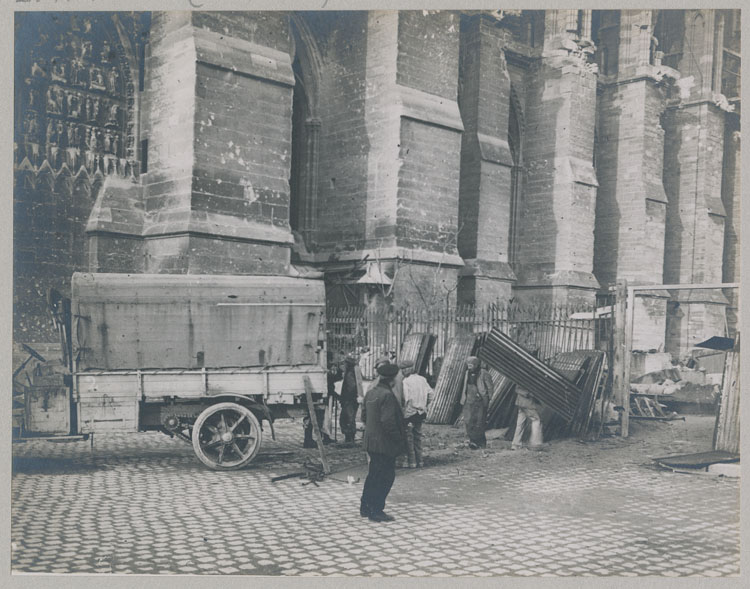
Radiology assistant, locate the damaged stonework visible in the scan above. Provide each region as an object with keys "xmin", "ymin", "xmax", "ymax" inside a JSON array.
[
  {"xmin": 86, "ymin": 176, "xmax": 145, "ymax": 273},
  {"xmin": 131, "ymin": 12, "xmax": 298, "ymax": 275}
]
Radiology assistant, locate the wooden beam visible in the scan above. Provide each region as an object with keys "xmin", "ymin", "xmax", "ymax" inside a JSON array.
[
  {"xmin": 303, "ymin": 375, "xmax": 331, "ymax": 475},
  {"xmin": 612, "ymin": 280, "xmax": 627, "ymax": 437}
]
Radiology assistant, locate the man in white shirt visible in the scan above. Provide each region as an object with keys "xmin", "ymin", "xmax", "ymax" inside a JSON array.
[{"xmin": 399, "ymin": 360, "xmax": 434, "ymax": 468}]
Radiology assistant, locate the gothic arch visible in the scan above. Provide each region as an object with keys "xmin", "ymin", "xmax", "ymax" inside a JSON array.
[
  {"xmin": 288, "ymin": 14, "xmax": 324, "ymax": 249},
  {"xmin": 508, "ymin": 84, "xmax": 525, "ymax": 270}
]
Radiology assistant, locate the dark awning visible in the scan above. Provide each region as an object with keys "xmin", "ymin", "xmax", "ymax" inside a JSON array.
[{"xmin": 695, "ymin": 336, "xmax": 735, "ymax": 351}]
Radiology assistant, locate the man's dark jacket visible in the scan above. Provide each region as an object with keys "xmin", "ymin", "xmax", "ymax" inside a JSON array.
[{"xmin": 362, "ymin": 381, "xmax": 407, "ymax": 457}]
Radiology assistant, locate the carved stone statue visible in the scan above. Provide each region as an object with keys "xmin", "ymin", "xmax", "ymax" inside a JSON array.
[
  {"xmin": 72, "ymin": 61, "xmax": 88, "ymax": 87},
  {"xmin": 51, "ymin": 61, "xmax": 67, "ymax": 83},
  {"xmin": 107, "ymin": 103, "xmax": 120, "ymax": 125},
  {"xmin": 90, "ymin": 67, "xmax": 106, "ymax": 90},
  {"xmin": 108, "ymin": 67, "xmax": 120, "ymax": 93},
  {"xmin": 67, "ymin": 92, "xmax": 81, "ymax": 119},
  {"xmin": 28, "ymin": 88, "xmax": 40, "ymax": 111},
  {"xmin": 46, "ymin": 87, "xmax": 63, "ymax": 114},
  {"xmin": 101, "ymin": 41, "xmax": 112, "ymax": 63},
  {"xmin": 45, "ymin": 121, "xmax": 57, "ymax": 148},
  {"xmin": 24, "ymin": 114, "xmax": 39, "ymax": 138},
  {"xmin": 56, "ymin": 122, "xmax": 66, "ymax": 147},
  {"xmin": 80, "ymin": 40, "xmax": 93, "ymax": 63},
  {"xmin": 74, "ymin": 124, "xmax": 85, "ymax": 149},
  {"xmin": 91, "ymin": 98, "xmax": 101, "ymax": 122},
  {"xmin": 31, "ymin": 60, "xmax": 47, "ymax": 78}
]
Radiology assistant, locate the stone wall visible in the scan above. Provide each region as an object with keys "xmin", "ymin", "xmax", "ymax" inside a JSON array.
[
  {"xmin": 140, "ymin": 11, "xmax": 295, "ymax": 275},
  {"xmin": 305, "ymin": 12, "xmax": 370, "ymax": 254},
  {"xmin": 13, "ymin": 12, "xmax": 146, "ymax": 341},
  {"xmin": 13, "ymin": 9, "xmax": 741, "ymax": 358}
]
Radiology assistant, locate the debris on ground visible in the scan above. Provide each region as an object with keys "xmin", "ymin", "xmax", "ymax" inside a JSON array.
[{"xmin": 653, "ymin": 450, "xmax": 740, "ymax": 477}]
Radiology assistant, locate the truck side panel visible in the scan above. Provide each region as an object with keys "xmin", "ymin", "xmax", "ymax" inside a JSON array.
[{"xmin": 72, "ymin": 273, "xmax": 325, "ymax": 371}]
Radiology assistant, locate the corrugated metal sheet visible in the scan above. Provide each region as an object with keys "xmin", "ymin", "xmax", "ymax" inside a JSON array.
[
  {"xmin": 398, "ymin": 333, "xmax": 436, "ymax": 376},
  {"xmin": 485, "ymin": 371, "xmax": 516, "ymax": 429},
  {"xmin": 427, "ymin": 335, "xmax": 475, "ymax": 424},
  {"xmin": 479, "ymin": 328, "xmax": 580, "ymax": 422},
  {"xmin": 399, "ymin": 334, "xmax": 424, "ymax": 368},
  {"xmin": 549, "ymin": 350, "xmax": 606, "ymax": 439}
]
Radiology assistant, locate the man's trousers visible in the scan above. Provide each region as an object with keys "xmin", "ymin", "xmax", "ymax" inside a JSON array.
[{"xmin": 361, "ymin": 452, "xmax": 396, "ymax": 514}]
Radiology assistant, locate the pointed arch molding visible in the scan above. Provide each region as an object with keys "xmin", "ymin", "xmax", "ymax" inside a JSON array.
[{"xmin": 290, "ymin": 14, "xmax": 324, "ymax": 118}]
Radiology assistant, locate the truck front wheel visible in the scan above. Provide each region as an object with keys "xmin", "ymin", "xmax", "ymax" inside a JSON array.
[{"xmin": 191, "ymin": 402, "xmax": 262, "ymax": 470}]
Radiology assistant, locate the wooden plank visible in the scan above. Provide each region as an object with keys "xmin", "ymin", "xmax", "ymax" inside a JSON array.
[
  {"xmin": 79, "ymin": 400, "xmax": 138, "ymax": 433},
  {"xmin": 303, "ymin": 375, "xmax": 330, "ymax": 475},
  {"xmin": 25, "ymin": 386, "xmax": 70, "ymax": 435},
  {"xmin": 622, "ymin": 285, "xmax": 636, "ymax": 437},
  {"xmin": 714, "ymin": 344, "xmax": 740, "ymax": 453}
]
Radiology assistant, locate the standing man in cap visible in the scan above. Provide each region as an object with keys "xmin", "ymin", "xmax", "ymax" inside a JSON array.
[
  {"xmin": 461, "ymin": 356, "xmax": 493, "ymax": 449},
  {"xmin": 368, "ymin": 355, "xmax": 404, "ymax": 407},
  {"xmin": 400, "ymin": 359, "xmax": 434, "ymax": 468},
  {"xmin": 360, "ymin": 362, "xmax": 407, "ymax": 522}
]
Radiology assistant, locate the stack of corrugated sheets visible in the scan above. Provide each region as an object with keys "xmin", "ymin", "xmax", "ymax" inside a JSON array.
[{"xmin": 479, "ymin": 328, "xmax": 580, "ymax": 422}]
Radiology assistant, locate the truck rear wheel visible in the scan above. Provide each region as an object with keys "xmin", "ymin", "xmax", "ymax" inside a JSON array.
[{"xmin": 191, "ymin": 402, "xmax": 262, "ymax": 470}]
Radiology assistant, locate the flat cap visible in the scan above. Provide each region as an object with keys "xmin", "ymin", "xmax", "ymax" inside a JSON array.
[{"xmin": 376, "ymin": 363, "xmax": 400, "ymax": 377}]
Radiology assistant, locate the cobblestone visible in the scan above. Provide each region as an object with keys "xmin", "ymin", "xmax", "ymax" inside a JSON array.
[{"xmin": 11, "ymin": 415, "xmax": 740, "ymax": 577}]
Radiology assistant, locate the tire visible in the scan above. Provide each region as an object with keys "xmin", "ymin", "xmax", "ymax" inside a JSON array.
[{"xmin": 191, "ymin": 402, "xmax": 262, "ymax": 470}]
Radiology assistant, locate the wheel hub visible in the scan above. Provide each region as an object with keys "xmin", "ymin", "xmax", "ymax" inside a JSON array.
[{"xmin": 221, "ymin": 432, "xmax": 233, "ymax": 443}]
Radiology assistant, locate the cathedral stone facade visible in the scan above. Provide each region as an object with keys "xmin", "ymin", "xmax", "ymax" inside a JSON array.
[{"xmin": 14, "ymin": 9, "xmax": 741, "ymax": 359}]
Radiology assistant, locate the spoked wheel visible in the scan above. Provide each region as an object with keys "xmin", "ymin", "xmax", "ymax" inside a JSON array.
[{"xmin": 191, "ymin": 402, "xmax": 262, "ymax": 470}]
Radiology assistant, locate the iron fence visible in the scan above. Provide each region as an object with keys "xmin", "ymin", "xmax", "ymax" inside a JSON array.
[{"xmin": 327, "ymin": 303, "xmax": 614, "ymax": 380}]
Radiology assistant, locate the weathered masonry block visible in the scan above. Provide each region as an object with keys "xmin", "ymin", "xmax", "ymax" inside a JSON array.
[
  {"xmin": 137, "ymin": 11, "xmax": 295, "ymax": 275},
  {"xmin": 456, "ymin": 14, "xmax": 516, "ymax": 306},
  {"xmin": 308, "ymin": 12, "xmax": 370, "ymax": 255},
  {"xmin": 721, "ymin": 114, "xmax": 740, "ymax": 337},
  {"xmin": 593, "ymin": 10, "xmax": 673, "ymax": 351},
  {"xmin": 318, "ymin": 11, "xmax": 465, "ymax": 304},
  {"xmin": 661, "ymin": 9, "xmax": 730, "ymax": 357},
  {"xmin": 514, "ymin": 10, "xmax": 600, "ymax": 306},
  {"xmin": 594, "ymin": 11, "xmax": 672, "ymax": 288}
]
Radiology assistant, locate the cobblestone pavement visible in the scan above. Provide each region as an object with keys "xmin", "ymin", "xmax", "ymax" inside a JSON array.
[{"xmin": 11, "ymin": 415, "xmax": 740, "ymax": 577}]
